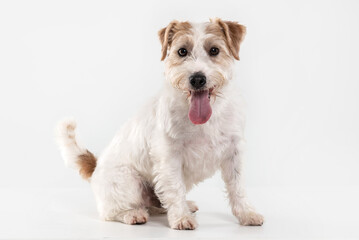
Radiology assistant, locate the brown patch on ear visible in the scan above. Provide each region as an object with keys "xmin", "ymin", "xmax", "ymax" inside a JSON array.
[
  {"xmin": 77, "ymin": 150, "xmax": 97, "ymax": 180},
  {"xmin": 158, "ymin": 20, "xmax": 192, "ymax": 61},
  {"xmin": 210, "ymin": 18, "xmax": 246, "ymax": 60}
]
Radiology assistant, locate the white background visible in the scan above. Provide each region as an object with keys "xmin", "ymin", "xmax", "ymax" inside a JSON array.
[{"xmin": 0, "ymin": 0, "xmax": 358, "ymax": 239}]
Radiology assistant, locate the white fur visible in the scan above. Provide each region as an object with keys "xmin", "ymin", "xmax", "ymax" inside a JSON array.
[
  {"xmin": 56, "ymin": 21, "xmax": 263, "ymax": 229},
  {"xmin": 56, "ymin": 118, "xmax": 86, "ymax": 170}
]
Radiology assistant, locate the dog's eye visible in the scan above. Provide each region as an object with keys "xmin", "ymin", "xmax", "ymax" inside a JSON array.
[
  {"xmin": 209, "ymin": 47, "xmax": 219, "ymax": 56},
  {"xmin": 178, "ymin": 48, "xmax": 188, "ymax": 57}
]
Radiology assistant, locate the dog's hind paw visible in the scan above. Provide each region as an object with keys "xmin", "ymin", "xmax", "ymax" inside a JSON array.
[
  {"xmin": 186, "ymin": 200, "xmax": 199, "ymax": 213},
  {"xmin": 122, "ymin": 208, "xmax": 149, "ymax": 225}
]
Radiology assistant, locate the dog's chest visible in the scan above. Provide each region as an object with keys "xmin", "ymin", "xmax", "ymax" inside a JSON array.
[{"xmin": 180, "ymin": 131, "xmax": 232, "ymax": 187}]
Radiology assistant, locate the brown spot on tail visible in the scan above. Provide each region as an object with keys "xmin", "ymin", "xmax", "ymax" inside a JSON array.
[{"xmin": 77, "ymin": 150, "xmax": 97, "ymax": 180}]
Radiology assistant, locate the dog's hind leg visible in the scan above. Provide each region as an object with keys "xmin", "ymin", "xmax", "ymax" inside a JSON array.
[{"xmin": 91, "ymin": 165, "xmax": 149, "ymax": 225}]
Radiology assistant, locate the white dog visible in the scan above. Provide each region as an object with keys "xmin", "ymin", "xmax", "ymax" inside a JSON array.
[{"xmin": 56, "ymin": 18, "xmax": 263, "ymax": 230}]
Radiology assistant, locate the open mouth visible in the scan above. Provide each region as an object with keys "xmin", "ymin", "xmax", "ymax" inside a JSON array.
[{"xmin": 188, "ymin": 87, "xmax": 214, "ymax": 125}]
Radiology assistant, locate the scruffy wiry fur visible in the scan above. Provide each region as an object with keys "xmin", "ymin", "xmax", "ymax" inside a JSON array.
[{"xmin": 56, "ymin": 18, "xmax": 263, "ymax": 230}]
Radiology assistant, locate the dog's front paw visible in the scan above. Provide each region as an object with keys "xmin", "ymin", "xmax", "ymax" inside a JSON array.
[
  {"xmin": 238, "ymin": 211, "xmax": 264, "ymax": 226},
  {"xmin": 170, "ymin": 215, "xmax": 198, "ymax": 230}
]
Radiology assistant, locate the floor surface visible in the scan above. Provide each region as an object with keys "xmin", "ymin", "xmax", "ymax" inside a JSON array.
[{"xmin": 0, "ymin": 184, "xmax": 358, "ymax": 239}]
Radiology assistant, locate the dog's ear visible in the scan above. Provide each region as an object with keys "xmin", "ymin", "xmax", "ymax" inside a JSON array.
[
  {"xmin": 212, "ymin": 18, "xmax": 246, "ymax": 60},
  {"xmin": 158, "ymin": 20, "xmax": 179, "ymax": 61}
]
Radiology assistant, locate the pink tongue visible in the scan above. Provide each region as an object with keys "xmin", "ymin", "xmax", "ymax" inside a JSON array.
[{"xmin": 188, "ymin": 90, "xmax": 212, "ymax": 125}]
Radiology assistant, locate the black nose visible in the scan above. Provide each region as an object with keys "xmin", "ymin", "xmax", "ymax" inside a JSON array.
[{"xmin": 189, "ymin": 73, "xmax": 206, "ymax": 89}]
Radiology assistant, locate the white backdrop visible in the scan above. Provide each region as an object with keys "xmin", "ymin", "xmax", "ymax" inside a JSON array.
[{"xmin": 0, "ymin": 0, "xmax": 358, "ymax": 191}]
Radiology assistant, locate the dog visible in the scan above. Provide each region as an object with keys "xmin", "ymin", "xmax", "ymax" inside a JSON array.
[{"xmin": 56, "ymin": 18, "xmax": 264, "ymax": 230}]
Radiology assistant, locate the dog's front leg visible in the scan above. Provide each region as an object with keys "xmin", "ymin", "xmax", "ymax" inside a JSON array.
[
  {"xmin": 153, "ymin": 153, "xmax": 197, "ymax": 230},
  {"xmin": 221, "ymin": 143, "xmax": 264, "ymax": 226}
]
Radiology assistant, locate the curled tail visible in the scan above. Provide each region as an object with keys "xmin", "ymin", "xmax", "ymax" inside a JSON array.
[{"xmin": 55, "ymin": 118, "xmax": 97, "ymax": 180}]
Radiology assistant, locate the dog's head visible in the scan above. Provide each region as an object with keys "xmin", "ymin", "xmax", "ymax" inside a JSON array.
[{"xmin": 159, "ymin": 18, "xmax": 246, "ymax": 125}]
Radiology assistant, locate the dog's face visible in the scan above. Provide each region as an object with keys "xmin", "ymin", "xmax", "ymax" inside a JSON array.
[{"xmin": 159, "ymin": 18, "xmax": 246, "ymax": 124}]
